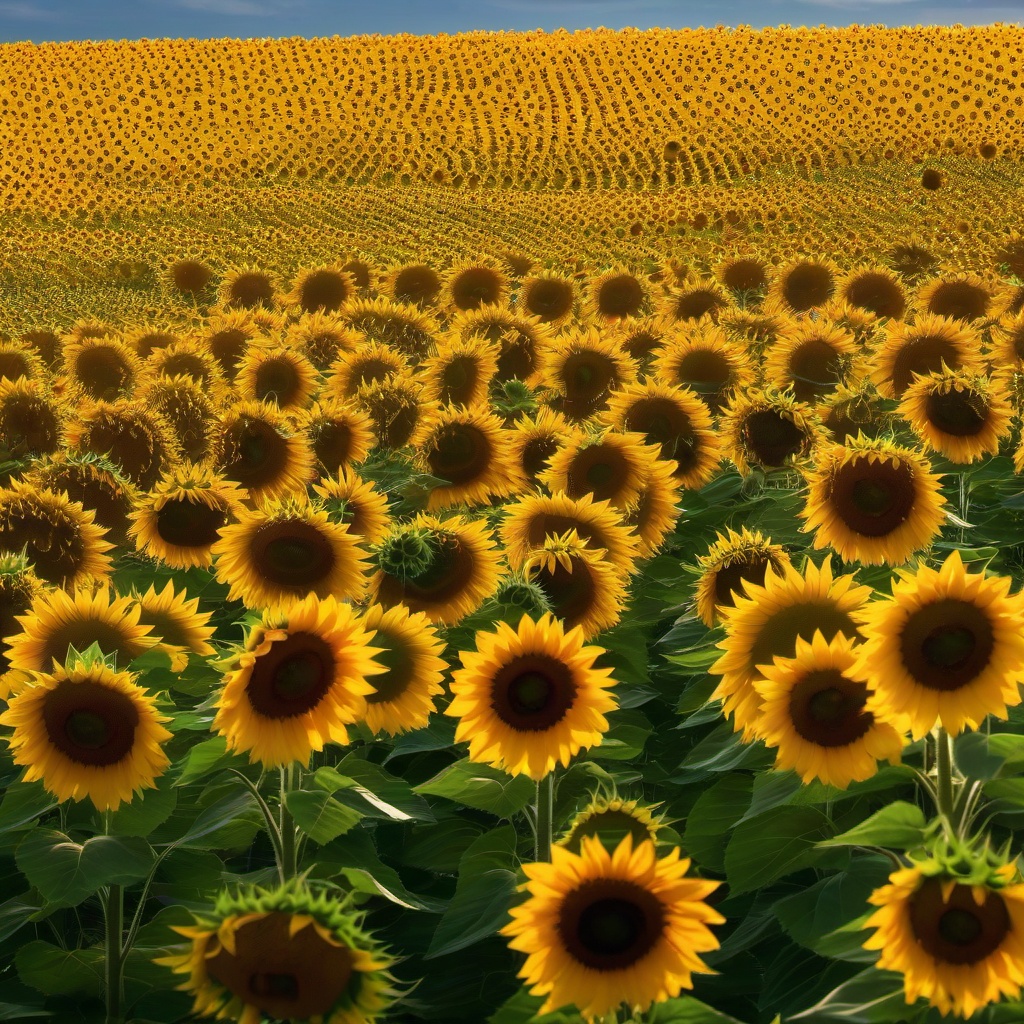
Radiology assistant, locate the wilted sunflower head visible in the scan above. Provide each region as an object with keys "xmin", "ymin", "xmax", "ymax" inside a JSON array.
[
  {"xmin": 285, "ymin": 311, "xmax": 361, "ymax": 372},
  {"xmin": 721, "ymin": 387, "xmax": 821, "ymax": 475},
  {"xmin": 136, "ymin": 374, "xmax": 220, "ymax": 464},
  {"xmin": 339, "ymin": 296, "xmax": 440, "ymax": 361},
  {"xmin": 354, "ymin": 375, "xmax": 423, "ymax": 450}
]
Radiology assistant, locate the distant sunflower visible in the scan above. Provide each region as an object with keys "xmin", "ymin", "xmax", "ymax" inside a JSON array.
[
  {"xmin": 764, "ymin": 322, "xmax": 859, "ymax": 405},
  {"xmin": 899, "ymin": 369, "xmax": 1013, "ymax": 464},
  {"xmin": 297, "ymin": 399, "xmax": 375, "ymax": 477},
  {"xmin": 694, "ymin": 526, "xmax": 791, "ymax": 628},
  {"xmin": 0, "ymin": 481, "xmax": 114, "ymax": 589},
  {"xmin": 284, "ymin": 265, "xmax": 356, "ymax": 314},
  {"xmin": 711, "ymin": 556, "xmax": 871, "ymax": 739},
  {"xmin": 0, "ymin": 379, "xmax": 63, "ymax": 461},
  {"xmin": 852, "ymin": 549, "xmax": 1024, "ymax": 739},
  {"xmin": 419, "ymin": 337, "xmax": 498, "ymax": 409},
  {"xmin": 769, "ymin": 258, "xmax": 838, "ymax": 313},
  {"xmin": 603, "ymin": 380, "xmax": 722, "ymax": 489},
  {"xmin": 129, "ymin": 461, "xmax": 246, "ymax": 570},
  {"xmin": 442, "ymin": 259, "xmax": 511, "ymax": 313},
  {"xmin": 313, "ymin": 469, "xmax": 392, "ymax": 546},
  {"xmin": 539, "ymin": 329, "xmax": 638, "ymax": 422},
  {"xmin": 62, "ymin": 335, "xmax": 142, "ymax": 403},
  {"xmin": 585, "ymin": 267, "xmax": 651, "ymax": 322},
  {"xmin": 557, "ymin": 793, "xmax": 666, "ymax": 853},
  {"xmin": 872, "ymin": 314, "xmax": 984, "ymax": 400},
  {"xmin": 524, "ymin": 530, "xmax": 626, "ymax": 638},
  {"xmin": 501, "ymin": 835, "xmax": 722, "ymax": 1020},
  {"xmin": 285, "ymin": 311, "xmax": 361, "ymax": 372},
  {"xmin": 0, "ymin": 658, "xmax": 172, "ymax": 811},
  {"xmin": 156, "ymin": 881, "xmax": 398, "ymax": 1024},
  {"xmin": 413, "ymin": 407, "xmax": 522, "ymax": 511},
  {"xmin": 218, "ymin": 264, "xmax": 280, "ymax": 310},
  {"xmin": 321, "ymin": 342, "xmax": 407, "ymax": 401},
  {"xmin": 501, "ymin": 491, "xmax": 639, "ymax": 579},
  {"xmin": 755, "ymin": 631, "xmax": 905, "ymax": 788},
  {"xmin": 508, "ymin": 408, "xmax": 582, "ymax": 488},
  {"xmin": 652, "ymin": 323, "xmax": 753, "ymax": 415},
  {"xmin": 886, "ymin": 238, "xmax": 941, "ymax": 283},
  {"xmin": 721, "ymin": 388, "xmax": 820, "ymax": 474},
  {"xmin": 517, "ymin": 270, "xmax": 577, "ymax": 328},
  {"xmin": 212, "ymin": 400, "xmax": 314, "ymax": 503},
  {"xmin": 452, "ymin": 305, "xmax": 553, "ymax": 386},
  {"xmin": 864, "ymin": 859, "xmax": 1024, "ymax": 1019},
  {"xmin": 623, "ymin": 457, "xmax": 684, "ymax": 559},
  {"xmin": 543, "ymin": 430, "xmax": 660, "ymax": 511},
  {"xmin": 372, "ymin": 514, "xmax": 502, "ymax": 625},
  {"xmin": 164, "ymin": 255, "xmax": 214, "ymax": 296},
  {"xmin": 659, "ymin": 276, "xmax": 731, "ymax": 324},
  {"xmin": 339, "ymin": 296, "xmax": 440, "ymax": 362},
  {"xmin": 354, "ymin": 375, "xmax": 423, "ymax": 450},
  {"xmin": 800, "ymin": 436, "xmax": 946, "ymax": 566},
  {"xmin": 213, "ymin": 498, "xmax": 370, "ymax": 613},
  {"xmin": 447, "ymin": 612, "xmax": 617, "ymax": 779},
  {"xmin": 383, "ymin": 261, "xmax": 443, "ymax": 308},
  {"xmin": 359, "ymin": 603, "xmax": 447, "ymax": 736},
  {"xmin": 134, "ymin": 581, "xmax": 216, "ymax": 673},
  {"xmin": 213, "ymin": 593, "xmax": 380, "ymax": 767}
]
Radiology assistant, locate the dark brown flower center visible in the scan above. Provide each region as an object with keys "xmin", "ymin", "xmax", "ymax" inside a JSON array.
[
  {"xmin": 749, "ymin": 602, "xmax": 859, "ymax": 672},
  {"xmin": 900, "ymin": 599, "xmax": 995, "ymax": 691},
  {"xmin": 532, "ymin": 556, "xmax": 596, "ymax": 627},
  {"xmin": 909, "ymin": 878, "xmax": 1010, "ymax": 965},
  {"xmin": 43, "ymin": 678, "xmax": 138, "ymax": 766},
  {"xmin": 452, "ymin": 267, "xmax": 503, "ymax": 310},
  {"xmin": 672, "ymin": 289, "xmax": 725, "ymax": 323},
  {"xmin": 597, "ymin": 275, "xmax": 645, "ymax": 318},
  {"xmin": 491, "ymin": 654, "xmax": 576, "ymax": 731},
  {"xmin": 0, "ymin": 501, "xmax": 88, "ymax": 587},
  {"xmin": 428, "ymin": 424, "xmax": 491, "ymax": 486},
  {"xmin": 721, "ymin": 258, "xmax": 768, "ymax": 292},
  {"xmin": 926, "ymin": 282, "xmax": 991, "ymax": 323},
  {"xmin": 781, "ymin": 263, "xmax": 835, "ymax": 312},
  {"xmin": 788, "ymin": 668, "xmax": 873, "ymax": 747},
  {"xmin": 788, "ymin": 339, "xmax": 844, "ymax": 404},
  {"xmin": 246, "ymin": 632, "xmax": 335, "ymax": 718},
  {"xmin": 297, "ymin": 270, "xmax": 350, "ymax": 313},
  {"xmin": 45, "ymin": 467, "xmax": 133, "ymax": 547},
  {"xmin": 86, "ymin": 417, "xmax": 163, "ymax": 490},
  {"xmin": 221, "ymin": 417, "xmax": 289, "ymax": 490},
  {"xmin": 676, "ymin": 350, "xmax": 732, "ymax": 413},
  {"xmin": 205, "ymin": 911, "xmax": 355, "ymax": 1019},
  {"xmin": 566, "ymin": 444, "xmax": 632, "ymax": 504},
  {"xmin": 525, "ymin": 278, "xmax": 574, "ymax": 322},
  {"xmin": 39, "ymin": 616, "xmax": 145, "ymax": 671},
  {"xmin": 75, "ymin": 347, "xmax": 131, "ymax": 401},
  {"xmin": 227, "ymin": 272, "xmax": 275, "ymax": 309},
  {"xmin": 379, "ymin": 532, "xmax": 476, "ymax": 613},
  {"xmin": 844, "ymin": 272, "xmax": 906, "ymax": 319},
  {"xmin": 524, "ymin": 510, "xmax": 610, "ymax": 558},
  {"xmin": 255, "ymin": 358, "xmax": 302, "ymax": 407},
  {"xmin": 924, "ymin": 389, "xmax": 988, "ymax": 437},
  {"xmin": 712, "ymin": 556, "xmax": 772, "ymax": 608},
  {"xmin": 558, "ymin": 879, "xmax": 665, "ymax": 970},
  {"xmin": 495, "ymin": 334, "xmax": 536, "ymax": 382},
  {"xmin": 624, "ymin": 396, "xmax": 698, "ymax": 469},
  {"xmin": 365, "ymin": 627, "xmax": 415, "ymax": 704},
  {"xmin": 0, "ymin": 396, "xmax": 60, "ymax": 457},
  {"xmin": 743, "ymin": 409, "xmax": 806, "ymax": 468},
  {"xmin": 313, "ymin": 420, "xmax": 355, "ymax": 473},
  {"xmin": 830, "ymin": 456, "xmax": 916, "ymax": 537},
  {"xmin": 393, "ymin": 264, "xmax": 441, "ymax": 306},
  {"xmin": 208, "ymin": 328, "xmax": 249, "ymax": 377},
  {"xmin": 890, "ymin": 336, "xmax": 963, "ymax": 398},
  {"xmin": 250, "ymin": 520, "xmax": 336, "ymax": 588},
  {"xmin": 521, "ymin": 436, "xmax": 559, "ymax": 481},
  {"xmin": 156, "ymin": 497, "xmax": 226, "ymax": 548},
  {"xmin": 439, "ymin": 356, "xmax": 480, "ymax": 406},
  {"xmin": 563, "ymin": 353, "xmax": 616, "ymax": 406}
]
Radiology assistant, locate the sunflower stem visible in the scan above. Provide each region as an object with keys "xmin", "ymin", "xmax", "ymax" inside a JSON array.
[
  {"xmin": 535, "ymin": 773, "xmax": 554, "ymax": 863},
  {"xmin": 279, "ymin": 763, "xmax": 298, "ymax": 881},
  {"xmin": 103, "ymin": 883, "xmax": 124, "ymax": 1024},
  {"xmin": 935, "ymin": 726, "xmax": 957, "ymax": 834}
]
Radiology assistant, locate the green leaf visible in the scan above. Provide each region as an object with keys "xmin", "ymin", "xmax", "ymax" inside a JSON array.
[
  {"xmin": 0, "ymin": 891, "xmax": 46, "ymax": 943},
  {"xmin": 329, "ymin": 831, "xmax": 446, "ymax": 913},
  {"xmin": 0, "ymin": 1004, "xmax": 51, "ymax": 1021},
  {"xmin": 487, "ymin": 989, "xmax": 584, "ymax": 1023},
  {"xmin": 285, "ymin": 788, "xmax": 363, "ymax": 845},
  {"xmin": 648, "ymin": 997, "xmax": 753, "ymax": 1023},
  {"xmin": 684, "ymin": 774, "xmax": 753, "ymax": 873},
  {"xmin": 787, "ymin": 966, "xmax": 909, "ymax": 1022},
  {"xmin": 0, "ymin": 782, "xmax": 56, "ymax": 836},
  {"xmin": 107, "ymin": 776, "xmax": 178, "ymax": 837},
  {"xmin": 725, "ymin": 806, "xmax": 833, "ymax": 894},
  {"xmin": 415, "ymin": 758, "xmax": 535, "ymax": 817},
  {"xmin": 427, "ymin": 824, "xmax": 518, "ymax": 958},
  {"xmin": 590, "ymin": 709, "xmax": 651, "ymax": 761},
  {"xmin": 172, "ymin": 735, "xmax": 248, "ymax": 787},
  {"xmin": 16, "ymin": 830, "xmax": 155, "ymax": 907},
  {"xmin": 395, "ymin": 817, "xmax": 487, "ymax": 874},
  {"xmin": 173, "ymin": 790, "xmax": 261, "ymax": 849},
  {"xmin": 817, "ymin": 801, "xmax": 928, "ymax": 851},
  {"xmin": 15, "ymin": 941, "xmax": 104, "ymax": 997},
  {"xmin": 326, "ymin": 754, "xmax": 435, "ymax": 820}
]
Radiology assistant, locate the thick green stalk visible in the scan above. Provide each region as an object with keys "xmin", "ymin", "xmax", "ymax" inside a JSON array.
[
  {"xmin": 279, "ymin": 764, "xmax": 297, "ymax": 881},
  {"xmin": 104, "ymin": 884, "xmax": 123, "ymax": 1024},
  {"xmin": 935, "ymin": 726, "xmax": 956, "ymax": 833},
  {"xmin": 535, "ymin": 773, "xmax": 554, "ymax": 863}
]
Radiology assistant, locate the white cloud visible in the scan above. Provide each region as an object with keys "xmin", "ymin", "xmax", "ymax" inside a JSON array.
[
  {"xmin": 177, "ymin": 0, "xmax": 281, "ymax": 14},
  {"xmin": 0, "ymin": 1, "xmax": 57, "ymax": 18}
]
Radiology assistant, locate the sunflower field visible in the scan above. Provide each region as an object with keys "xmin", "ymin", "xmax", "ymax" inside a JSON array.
[{"xmin": 3, "ymin": 18, "xmax": 1024, "ymax": 1024}]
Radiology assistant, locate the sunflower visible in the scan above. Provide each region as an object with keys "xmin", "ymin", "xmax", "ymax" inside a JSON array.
[
  {"xmin": 442, "ymin": 258, "xmax": 511, "ymax": 313},
  {"xmin": 212, "ymin": 400, "xmax": 315, "ymax": 503},
  {"xmin": 218, "ymin": 264, "xmax": 280, "ymax": 310},
  {"xmin": 19, "ymin": 329, "xmax": 61, "ymax": 370},
  {"xmin": 447, "ymin": 612, "xmax": 617, "ymax": 779},
  {"xmin": 164, "ymin": 255, "xmax": 215, "ymax": 296},
  {"xmin": 358, "ymin": 603, "xmax": 446, "ymax": 736},
  {"xmin": 501, "ymin": 491, "xmax": 640, "ymax": 580},
  {"xmin": 539, "ymin": 329, "xmax": 638, "ymax": 422},
  {"xmin": 339, "ymin": 296, "xmax": 440, "ymax": 362},
  {"xmin": 542, "ymin": 430, "xmax": 660, "ymax": 512},
  {"xmin": 0, "ymin": 555, "xmax": 43, "ymax": 698},
  {"xmin": 383, "ymin": 261, "xmax": 443, "ymax": 308},
  {"xmin": 988, "ymin": 313, "xmax": 1024, "ymax": 373},
  {"xmin": 872, "ymin": 313, "xmax": 985, "ymax": 400},
  {"xmin": 602, "ymin": 380, "xmax": 722, "ymax": 489},
  {"xmin": 296, "ymin": 399, "xmax": 375, "ymax": 477},
  {"xmin": 652, "ymin": 323, "xmax": 753, "ymax": 415},
  {"xmin": 721, "ymin": 388, "xmax": 821, "ymax": 475},
  {"xmin": 763, "ymin": 321, "xmax": 859, "ymax": 406},
  {"xmin": 129, "ymin": 461, "xmax": 246, "ymax": 570},
  {"xmin": 26, "ymin": 452, "xmax": 140, "ymax": 549},
  {"xmin": 135, "ymin": 374, "xmax": 221, "ymax": 464},
  {"xmin": 800, "ymin": 436, "xmax": 946, "ymax": 566},
  {"xmin": 711, "ymin": 556, "xmax": 871, "ymax": 739},
  {"xmin": 156, "ymin": 881, "xmax": 398, "ymax": 1024},
  {"xmin": 321, "ymin": 342, "xmax": 407, "ymax": 402},
  {"xmin": 508, "ymin": 408, "xmax": 581, "ymax": 489},
  {"xmin": 0, "ymin": 340, "xmax": 43, "ymax": 384},
  {"xmin": 819, "ymin": 297, "xmax": 885, "ymax": 350},
  {"xmin": 354, "ymin": 375, "xmax": 423, "ymax": 450},
  {"xmin": 202, "ymin": 308, "xmax": 262, "ymax": 381},
  {"xmin": 523, "ymin": 531, "xmax": 626, "ymax": 639},
  {"xmin": 418, "ymin": 336, "xmax": 498, "ymax": 409},
  {"xmin": 768, "ymin": 258, "xmax": 838, "ymax": 313},
  {"xmin": 694, "ymin": 526, "xmax": 792, "ymax": 628},
  {"xmin": 66, "ymin": 398, "xmax": 181, "ymax": 492},
  {"xmin": 851, "ymin": 549, "xmax": 1024, "ymax": 739},
  {"xmin": 213, "ymin": 498, "xmax": 370, "ymax": 614},
  {"xmin": 836, "ymin": 265, "xmax": 908, "ymax": 321},
  {"xmin": 863, "ymin": 856, "xmax": 1024, "ymax": 1018},
  {"xmin": 372, "ymin": 514, "xmax": 502, "ymax": 625},
  {"xmin": 820, "ymin": 380, "xmax": 893, "ymax": 444},
  {"xmin": 147, "ymin": 340, "xmax": 226, "ymax": 393},
  {"xmin": 236, "ymin": 342, "xmax": 318, "ymax": 413},
  {"xmin": 584, "ymin": 267, "xmax": 651, "ymax": 322},
  {"xmin": 899, "ymin": 368, "xmax": 1013, "ymax": 464},
  {"xmin": 213, "ymin": 593, "xmax": 380, "ymax": 767},
  {"xmin": 0, "ymin": 657, "xmax": 171, "ymax": 811},
  {"xmin": 887, "ymin": 238, "xmax": 941, "ymax": 284},
  {"xmin": 452, "ymin": 305, "xmax": 553, "ymax": 386},
  {"xmin": 0, "ymin": 378, "xmax": 63, "ymax": 461},
  {"xmin": 501, "ymin": 835, "xmax": 722, "ymax": 1020},
  {"xmin": 754, "ymin": 631, "xmax": 905, "ymax": 788},
  {"xmin": 557, "ymin": 793, "xmax": 666, "ymax": 853},
  {"xmin": 918, "ymin": 271, "xmax": 1004, "ymax": 324},
  {"xmin": 284, "ymin": 265, "xmax": 356, "ymax": 315},
  {"xmin": 517, "ymin": 270, "xmax": 577, "ymax": 328},
  {"xmin": 285, "ymin": 311, "xmax": 361, "ymax": 372},
  {"xmin": 715, "ymin": 254, "xmax": 771, "ymax": 295},
  {"xmin": 0, "ymin": 480, "xmax": 114, "ymax": 589},
  {"xmin": 609, "ymin": 315, "xmax": 672, "ymax": 364},
  {"xmin": 134, "ymin": 581, "xmax": 216, "ymax": 673},
  {"xmin": 62, "ymin": 335, "xmax": 143, "ymax": 403},
  {"xmin": 312, "ymin": 469, "xmax": 392, "ymax": 546},
  {"xmin": 659, "ymin": 276, "xmax": 731, "ymax": 324},
  {"xmin": 125, "ymin": 327, "xmax": 180, "ymax": 361},
  {"xmin": 718, "ymin": 300, "xmax": 792, "ymax": 358}
]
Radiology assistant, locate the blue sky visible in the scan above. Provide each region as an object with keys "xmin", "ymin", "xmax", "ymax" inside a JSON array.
[{"xmin": 0, "ymin": 0, "xmax": 1019, "ymax": 43}]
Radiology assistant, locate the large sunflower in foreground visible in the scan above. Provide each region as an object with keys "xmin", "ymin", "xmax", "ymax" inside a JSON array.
[
  {"xmin": 863, "ymin": 858, "xmax": 1024, "ymax": 1018},
  {"xmin": 358, "ymin": 603, "xmax": 447, "ymax": 736},
  {"xmin": 801, "ymin": 436, "xmax": 946, "ymax": 566},
  {"xmin": 447, "ymin": 612, "xmax": 617, "ymax": 779},
  {"xmin": 213, "ymin": 593, "xmax": 382, "ymax": 767},
  {"xmin": 711, "ymin": 556, "xmax": 871, "ymax": 739},
  {"xmin": 156, "ymin": 881, "xmax": 398, "ymax": 1024},
  {"xmin": 213, "ymin": 498, "xmax": 370, "ymax": 613},
  {"xmin": 501, "ymin": 835, "xmax": 723, "ymax": 1020},
  {"xmin": 754, "ymin": 632, "xmax": 905, "ymax": 788},
  {"xmin": 851, "ymin": 549, "xmax": 1024, "ymax": 739},
  {"xmin": 0, "ymin": 658, "xmax": 171, "ymax": 811}
]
